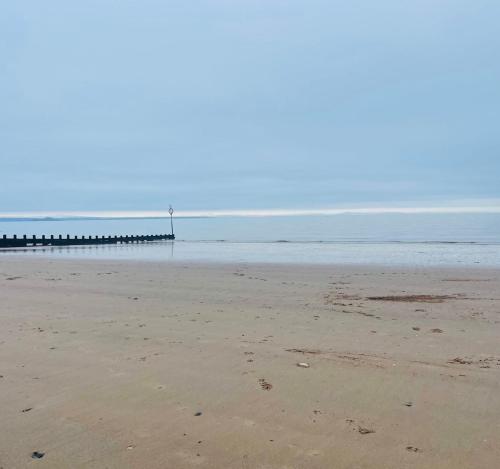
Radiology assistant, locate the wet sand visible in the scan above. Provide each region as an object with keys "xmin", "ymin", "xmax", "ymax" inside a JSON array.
[{"xmin": 1, "ymin": 257, "xmax": 500, "ymax": 468}]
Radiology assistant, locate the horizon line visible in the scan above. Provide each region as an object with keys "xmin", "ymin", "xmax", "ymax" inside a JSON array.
[{"xmin": 1, "ymin": 204, "xmax": 500, "ymax": 220}]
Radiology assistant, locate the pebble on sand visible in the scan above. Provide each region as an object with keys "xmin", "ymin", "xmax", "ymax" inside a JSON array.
[
  {"xmin": 297, "ymin": 362, "xmax": 310, "ymax": 368},
  {"xmin": 358, "ymin": 426, "xmax": 375, "ymax": 435}
]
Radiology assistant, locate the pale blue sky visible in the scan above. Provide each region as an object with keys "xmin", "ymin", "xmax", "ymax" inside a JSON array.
[{"xmin": 1, "ymin": 0, "xmax": 499, "ymax": 212}]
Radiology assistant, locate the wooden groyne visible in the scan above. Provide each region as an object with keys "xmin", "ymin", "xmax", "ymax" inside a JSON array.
[{"xmin": 0, "ymin": 233, "xmax": 175, "ymax": 249}]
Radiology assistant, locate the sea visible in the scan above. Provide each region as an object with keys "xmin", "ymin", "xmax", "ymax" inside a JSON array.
[{"xmin": 1, "ymin": 213, "xmax": 500, "ymax": 266}]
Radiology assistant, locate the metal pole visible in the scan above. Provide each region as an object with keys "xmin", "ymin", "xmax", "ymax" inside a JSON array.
[{"xmin": 169, "ymin": 206, "xmax": 174, "ymax": 236}]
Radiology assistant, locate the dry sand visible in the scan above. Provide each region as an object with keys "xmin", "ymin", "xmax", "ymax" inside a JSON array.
[{"xmin": 1, "ymin": 257, "xmax": 500, "ymax": 468}]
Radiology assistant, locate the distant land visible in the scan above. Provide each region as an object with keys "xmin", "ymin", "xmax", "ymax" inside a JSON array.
[{"xmin": 1, "ymin": 204, "xmax": 500, "ymax": 221}]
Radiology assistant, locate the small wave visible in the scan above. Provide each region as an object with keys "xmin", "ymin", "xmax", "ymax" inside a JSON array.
[{"xmin": 175, "ymin": 239, "xmax": 499, "ymax": 246}]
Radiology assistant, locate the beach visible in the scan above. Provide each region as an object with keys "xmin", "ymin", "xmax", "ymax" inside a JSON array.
[{"xmin": 1, "ymin": 257, "xmax": 500, "ymax": 468}]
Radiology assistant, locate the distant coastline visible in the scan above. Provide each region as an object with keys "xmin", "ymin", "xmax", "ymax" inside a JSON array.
[
  {"xmin": 2, "ymin": 204, "xmax": 500, "ymax": 222},
  {"xmin": 0, "ymin": 216, "xmax": 209, "ymax": 222}
]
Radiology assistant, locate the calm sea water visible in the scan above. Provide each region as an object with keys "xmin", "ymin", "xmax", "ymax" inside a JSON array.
[{"xmin": 1, "ymin": 214, "xmax": 499, "ymax": 266}]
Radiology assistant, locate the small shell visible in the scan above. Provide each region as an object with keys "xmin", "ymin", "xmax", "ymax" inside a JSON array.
[{"xmin": 297, "ymin": 362, "xmax": 310, "ymax": 368}]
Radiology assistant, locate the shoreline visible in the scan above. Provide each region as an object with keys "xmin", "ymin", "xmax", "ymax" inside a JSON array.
[{"xmin": 1, "ymin": 250, "xmax": 500, "ymax": 271}]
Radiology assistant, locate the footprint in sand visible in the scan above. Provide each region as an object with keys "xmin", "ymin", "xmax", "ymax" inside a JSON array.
[
  {"xmin": 406, "ymin": 446, "xmax": 422, "ymax": 453},
  {"xmin": 258, "ymin": 379, "xmax": 273, "ymax": 390}
]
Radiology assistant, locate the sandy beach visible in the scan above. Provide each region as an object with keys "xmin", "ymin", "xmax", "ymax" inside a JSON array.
[{"xmin": 1, "ymin": 257, "xmax": 500, "ymax": 468}]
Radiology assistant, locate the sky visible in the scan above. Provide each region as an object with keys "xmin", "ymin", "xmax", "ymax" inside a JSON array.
[{"xmin": 1, "ymin": 0, "xmax": 499, "ymax": 213}]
